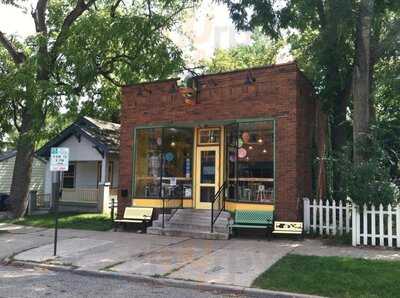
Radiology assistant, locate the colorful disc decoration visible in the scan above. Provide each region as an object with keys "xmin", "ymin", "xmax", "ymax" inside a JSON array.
[
  {"xmin": 238, "ymin": 148, "xmax": 247, "ymax": 159},
  {"xmin": 164, "ymin": 152, "xmax": 174, "ymax": 161}
]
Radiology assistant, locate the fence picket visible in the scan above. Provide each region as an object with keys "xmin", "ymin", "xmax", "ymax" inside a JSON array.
[
  {"xmin": 356, "ymin": 207, "xmax": 361, "ymax": 245},
  {"xmin": 332, "ymin": 200, "xmax": 336, "ymax": 235},
  {"xmin": 388, "ymin": 204, "xmax": 393, "ymax": 248},
  {"xmin": 319, "ymin": 200, "xmax": 323, "ymax": 235},
  {"xmin": 363, "ymin": 204, "xmax": 368, "ymax": 245},
  {"xmin": 325, "ymin": 200, "xmax": 330, "ymax": 235},
  {"xmin": 338, "ymin": 200, "xmax": 343, "ymax": 235},
  {"xmin": 313, "ymin": 199, "xmax": 317, "ymax": 233},
  {"xmin": 304, "ymin": 198, "xmax": 310, "ymax": 233},
  {"xmin": 397, "ymin": 206, "xmax": 400, "ymax": 248},
  {"xmin": 346, "ymin": 202, "xmax": 350, "ymax": 233},
  {"xmin": 352, "ymin": 204, "xmax": 357, "ymax": 246},
  {"xmin": 379, "ymin": 204, "xmax": 384, "ymax": 246},
  {"xmin": 371, "ymin": 205, "xmax": 376, "ymax": 246}
]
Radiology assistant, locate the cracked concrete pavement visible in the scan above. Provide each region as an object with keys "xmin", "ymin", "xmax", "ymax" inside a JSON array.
[{"xmin": 2, "ymin": 223, "xmax": 400, "ymax": 288}]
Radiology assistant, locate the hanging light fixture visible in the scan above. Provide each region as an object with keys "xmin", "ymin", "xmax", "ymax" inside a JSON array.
[
  {"xmin": 257, "ymin": 137, "xmax": 263, "ymax": 144},
  {"xmin": 262, "ymin": 149, "xmax": 267, "ymax": 154}
]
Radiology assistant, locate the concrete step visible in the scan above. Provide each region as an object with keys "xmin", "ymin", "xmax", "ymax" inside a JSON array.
[
  {"xmin": 166, "ymin": 222, "xmax": 228, "ymax": 234},
  {"xmin": 147, "ymin": 226, "xmax": 229, "ymax": 240},
  {"xmin": 148, "ymin": 209, "xmax": 231, "ymax": 240}
]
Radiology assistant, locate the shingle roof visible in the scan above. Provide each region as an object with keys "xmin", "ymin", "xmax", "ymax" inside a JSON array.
[
  {"xmin": 0, "ymin": 150, "xmax": 46, "ymax": 163},
  {"xmin": 36, "ymin": 117, "xmax": 120, "ymax": 158},
  {"xmin": 0, "ymin": 150, "xmax": 17, "ymax": 162},
  {"xmin": 80, "ymin": 117, "xmax": 120, "ymax": 154}
]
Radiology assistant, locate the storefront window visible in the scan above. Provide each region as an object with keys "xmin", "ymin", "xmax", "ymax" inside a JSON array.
[
  {"xmin": 134, "ymin": 127, "xmax": 194, "ymax": 198},
  {"xmin": 134, "ymin": 128, "xmax": 162, "ymax": 197},
  {"xmin": 226, "ymin": 121, "xmax": 274, "ymax": 203}
]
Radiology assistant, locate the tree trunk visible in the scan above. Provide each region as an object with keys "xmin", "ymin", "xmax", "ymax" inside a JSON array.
[
  {"xmin": 353, "ymin": 0, "xmax": 374, "ymax": 164},
  {"xmin": 9, "ymin": 110, "xmax": 35, "ymax": 219}
]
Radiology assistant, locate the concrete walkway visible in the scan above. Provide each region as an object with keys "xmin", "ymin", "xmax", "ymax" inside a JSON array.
[{"xmin": 1, "ymin": 223, "xmax": 400, "ymax": 288}]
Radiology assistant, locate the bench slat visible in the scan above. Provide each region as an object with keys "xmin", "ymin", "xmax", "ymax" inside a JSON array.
[{"xmin": 115, "ymin": 219, "xmax": 145, "ymax": 223}]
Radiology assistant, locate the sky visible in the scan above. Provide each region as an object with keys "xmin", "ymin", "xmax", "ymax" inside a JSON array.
[{"xmin": 0, "ymin": 0, "xmax": 252, "ymax": 63}]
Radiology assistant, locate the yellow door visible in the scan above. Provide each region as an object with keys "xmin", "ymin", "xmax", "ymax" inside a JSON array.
[{"xmin": 195, "ymin": 146, "xmax": 220, "ymax": 209}]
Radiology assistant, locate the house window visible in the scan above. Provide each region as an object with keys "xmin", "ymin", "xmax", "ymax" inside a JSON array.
[
  {"xmin": 134, "ymin": 127, "xmax": 194, "ymax": 198},
  {"xmin": 63, "ymin": 164, "xmax": 75, "ymax": 188},
  {"xmin": 226, "ymin": 120, "xmax": 274, "ymax": 203},
  {"xmin": 198, "ymin": 128, "xmax": 220, "ymax": 145}
]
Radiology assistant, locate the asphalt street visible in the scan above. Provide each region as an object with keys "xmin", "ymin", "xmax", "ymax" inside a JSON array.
[{"xmin": 0, "ymin": 264, "xmax": 248, "ymax": 298}]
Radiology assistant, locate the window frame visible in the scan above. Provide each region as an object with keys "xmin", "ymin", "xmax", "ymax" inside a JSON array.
[
  {"xmin": 131, "ymin": 118, "xmax": 275, "ymax": 203},
  {"xmin": 197, "ymin": 127, "xmax": 221, "ymax": 146},
  {"xmin": 132, "ymin": 126, "xmax": 195, "ymax": 199},
  {"xmin": 62, "ymin": 162, "xmax": 76, "ymax": 189},
  {"xmin": 224, "ymin": 120, "xmax": 276, "ymax": 203}
]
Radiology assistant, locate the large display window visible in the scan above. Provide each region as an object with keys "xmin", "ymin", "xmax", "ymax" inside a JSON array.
[
  {"xmin": 134, "ymin": 127, "xmax": 194, "ymax": 198},
  {"xmin": 226, "ymin": 120, "xmax": 274, "ymax": 203}
]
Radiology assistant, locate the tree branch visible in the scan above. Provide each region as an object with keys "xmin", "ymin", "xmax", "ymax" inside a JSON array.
[
  {"xmin": 49, "ymin": 0, "xmax": 98, "ymax": 69},
  {"xmin": 110, "ymin": 0, "xmax": 124, "ymax": 17},
  {"xmin": 0, "ymin": 31, "xmax": 25, "ymax": 64},
  {"xmin": 32, "ymin": 0, "xmax": 49, "ymax": 80}
]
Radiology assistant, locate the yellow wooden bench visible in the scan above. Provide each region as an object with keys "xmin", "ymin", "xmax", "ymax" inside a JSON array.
[
  {"xmin": 114, "ymin": 207, "xmax": 153, "ymax": 232},
  {"xmin": 272, "ymin": 221, "xmax": 303, "ymax": 238}
]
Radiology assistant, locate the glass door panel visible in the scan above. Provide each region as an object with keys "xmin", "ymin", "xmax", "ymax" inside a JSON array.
[{"xmin": 195, "ymin": 146, "xmax": 219, "ymax": 209}]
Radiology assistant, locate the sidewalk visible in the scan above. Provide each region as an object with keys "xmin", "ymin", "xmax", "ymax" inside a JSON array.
[{"xmin": 2, "ymin": 223, "xmax": 400, "ymax": 289}]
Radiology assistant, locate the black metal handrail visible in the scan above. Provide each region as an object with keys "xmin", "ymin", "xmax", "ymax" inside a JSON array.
[
  {"xmin": 162, "ymin": 197, "xmax": 184, "ymax": 228},
  {"xmin": 211, "ymin": 181, "xmax": 227, "ymax": 233}
]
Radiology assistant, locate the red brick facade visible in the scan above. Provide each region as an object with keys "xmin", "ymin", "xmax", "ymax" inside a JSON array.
[{"xmin": 119, "ymin": 62, "xmax": 318, "ymax": 221}]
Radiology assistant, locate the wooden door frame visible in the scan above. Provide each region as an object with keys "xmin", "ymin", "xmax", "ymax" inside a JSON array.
[
  {"xmin": 195, "ymin": 146, "xmax": 220, "ymax": 209},
  {"xmin": 193, "ymin": 126, "xmax": 225, "ymax": 209}
]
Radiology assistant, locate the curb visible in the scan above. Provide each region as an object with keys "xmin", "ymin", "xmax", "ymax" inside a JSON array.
[{"xmin": 8, "ymin": 260, "xmax": 323, "ymax": 298}]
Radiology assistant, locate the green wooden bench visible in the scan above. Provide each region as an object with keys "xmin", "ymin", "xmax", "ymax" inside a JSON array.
[
  {"xmin": 230, "ymin": 210, "xmax": 274, "ymax": 238},
  {"xmin": 114, "ymin": 207, "xmax": 153, "ymax": 232}
]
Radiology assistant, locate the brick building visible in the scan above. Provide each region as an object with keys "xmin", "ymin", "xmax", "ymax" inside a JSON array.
[{"xmin": 118, "ymin": 62, "xmax": 320, "ymax": 225}]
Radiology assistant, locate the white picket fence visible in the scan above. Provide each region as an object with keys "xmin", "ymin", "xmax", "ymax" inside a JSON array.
[
  {"xmin": 303, "ymin": 198, "xmax": 353, "ymax": 236},
  {"xmin": 303, "ymin": 198, "xmax": 400, "ymax": 248}
]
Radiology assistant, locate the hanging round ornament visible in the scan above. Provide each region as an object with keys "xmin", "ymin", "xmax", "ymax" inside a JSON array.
[
  {"xmin": 238, "ymin": 138, "xmax": 243, "ymax": 147},
  {"xmin": 164, "ymin": 152, "xmax": 174, "ymax": 161},
  {"xmin": 238, "ymin": 148, "xmax": 247, "ymax": 159}
]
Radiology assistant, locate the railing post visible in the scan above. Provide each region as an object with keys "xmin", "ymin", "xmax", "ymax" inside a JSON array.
[
  {"xmin": 110, "ymin": 198, "xmax": 115, "ymax": 222},
  {"xmin": 211, "ymin": 199, "xmax": 214, "ymax": 233},
  {"xmin": 162, "ymin": 197, "xmax": 165, "ymax": 229}
]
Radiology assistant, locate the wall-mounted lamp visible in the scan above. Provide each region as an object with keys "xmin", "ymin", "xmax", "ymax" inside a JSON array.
[
  {"xmin": 244, "ymin": 71, "xmax": 256, "ymax": 85},
  {"xmin": 168, "ymin": 84, "xmax": 178, "ymax": 94}
]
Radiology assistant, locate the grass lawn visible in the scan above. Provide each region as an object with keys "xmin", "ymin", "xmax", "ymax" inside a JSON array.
[
  {"xmin": 253, "ymin": 254, "xmax": 400, "ymax": 298},
  {"xmin": 1, "ymin": 212, "xmax": 113, "ymax": 231}
]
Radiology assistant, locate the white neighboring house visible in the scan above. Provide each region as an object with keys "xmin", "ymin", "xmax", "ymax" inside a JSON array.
[
  {"xmin": 37, "ymin": 117, "xmax": 120, "ymax": 213},
  {"xmin": 0, "ymin": 151, "xmax": 46, "ymax": 195}
]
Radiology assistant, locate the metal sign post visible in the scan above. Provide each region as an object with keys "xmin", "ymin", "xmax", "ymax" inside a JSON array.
[{"xmin": 50, "ymin": 147, "xmax": 69, "ymax": 256}]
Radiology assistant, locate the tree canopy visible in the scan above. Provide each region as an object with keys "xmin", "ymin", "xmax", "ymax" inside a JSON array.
[
  {"xmin": 202, "ymin": 30, "xmax": 283, "ymax": 73},
  {"xmin": 0, "ymin": 0, "xmax": 193, "ymax": 217}
]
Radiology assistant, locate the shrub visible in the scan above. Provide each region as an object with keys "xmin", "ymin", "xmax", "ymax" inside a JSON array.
[{"xmin": 335, "ymin": 139, "xmax": 399, "ymax": 206}]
